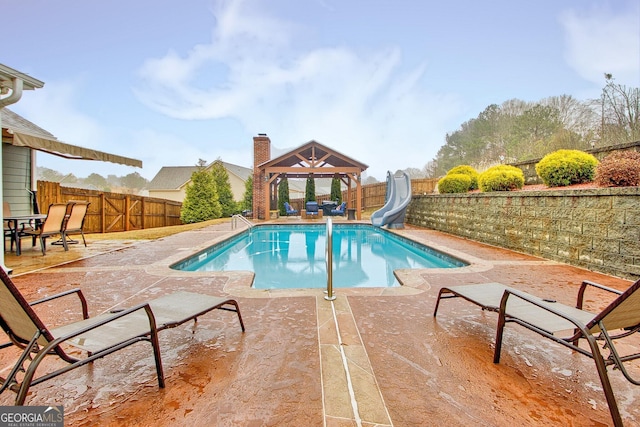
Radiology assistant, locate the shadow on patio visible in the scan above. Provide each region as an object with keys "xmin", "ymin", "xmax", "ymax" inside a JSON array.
[{"xmin": 1, "ymin": 219, "xmax": 639, "ymax": 426}]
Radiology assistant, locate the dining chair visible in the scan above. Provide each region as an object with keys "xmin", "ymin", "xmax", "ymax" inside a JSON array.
[{"xmin": 20, "ymin": 203, "xmax": 68, "ymax": 255}]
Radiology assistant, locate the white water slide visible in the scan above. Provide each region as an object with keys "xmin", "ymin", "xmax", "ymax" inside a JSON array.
[{"xmin": 370, "ymin": 170, "xmax": 412, "ymax": 229}]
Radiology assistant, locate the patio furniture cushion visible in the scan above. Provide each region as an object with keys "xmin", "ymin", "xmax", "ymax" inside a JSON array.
[
  {"xmin": 284, "ymin": 202, "xmax": 298, "ymax": 216},
  {"xmin": 305, "ymin": 202, "xmax": 319, "ymax": 214},
  {"xmin": 330, "ymin": 202, "xmax": 347, "ymax": 216}
]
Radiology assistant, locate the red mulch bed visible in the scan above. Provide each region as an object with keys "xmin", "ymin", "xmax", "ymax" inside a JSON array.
[
  {"xmin": 521, "ymin": 182, "xmax": 600, "ymax": 191},
  {"xmin": 467, "ymin": 182, "xmax": 602, "ymax": 193}
]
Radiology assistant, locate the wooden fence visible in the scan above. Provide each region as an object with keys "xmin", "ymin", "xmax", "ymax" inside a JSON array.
[
  {"xmin": 37, "ymin": 181, "xmax": 183, "ymax": 233},
  {"xmin": 290, "ymin": 178, "xmax": 439, "ymax": 211}
]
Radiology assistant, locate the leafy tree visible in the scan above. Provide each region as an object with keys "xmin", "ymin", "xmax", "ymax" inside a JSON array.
[
  {"xmin": 278, "ymin": 176, "xmax": 290, "ymax": 216},
  {"xmin": 431, "ymin": 97, "xmax": 598, "ymax": 175},
  {"xmin": 180, "ymin": 166, "xmax": 221, "ymax": 223},
  {"xmin": 305, "ymin": 173, "xmax": 316, "ymax": 203},
  {"xmin": 84, "ymin": 173, "xmax": 108, "ymax": 189},
  {"xmin": 330, "ymin": 173, "xmax": 342, "ymax": 203},
  {"xmin": 242, "ymin": 174, "xmax": 253, "ymax": 212},
  {"xmin": 210, "ymin": 160, "xmax": 237, "ymax": 217},
  {"xmin": 60, "ymin": 173, "xmax": 79, "ymax": 184},
  {"xmin": 107, "ymin": 174, "xmax": 121, "ymax": 187},
  {"xmin": 363, "ymin": 176, "xmax": 378, "ymax": 185},
  {"xmin": 121, "ymin": 172, "xmax": 148, "ymax": 189},
  {"xmin": 37, "ymin": 167, "xmax": 64, "ymax": 182},
  {"xmin": 509, "ymin": 105, "xmax": 562, "ymax": 160}
]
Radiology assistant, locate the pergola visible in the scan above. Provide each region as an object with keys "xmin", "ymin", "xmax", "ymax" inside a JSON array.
[{"xmin": 256, "ymin": 140, "xmax": 368, "ymax": 220}]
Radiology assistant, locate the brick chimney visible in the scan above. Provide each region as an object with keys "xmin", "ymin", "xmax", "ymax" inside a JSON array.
[{"xmin": 253, "ymin": 134, "xmax": 271, "ymax": 219}]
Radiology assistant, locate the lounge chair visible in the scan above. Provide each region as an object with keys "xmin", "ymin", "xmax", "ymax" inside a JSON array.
[
  {"xmin": 62, "ymin": 201, "xmax": 90, "ymax": 246},
  {"xmin": 330, "ymin": 202, "xmax": 347, "ymax": 216},
  {"xmin": 284, "ymin": 202, "xmax": 298, "ymax": 216},
  {"xmin": 433, "ymin": 281, "xmax": 640, "ymax": 427},
  {"xmin": 0, "ymin": 266, "xmax": 245, "ymax": 405},
  {"xmin": 20, "ymin": 203, "xmax": 68, "ymax": 255}
]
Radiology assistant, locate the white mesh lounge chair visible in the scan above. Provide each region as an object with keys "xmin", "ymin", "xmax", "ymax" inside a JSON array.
[
  {"xmin": 434, "ymin": 280, "xmax": 640, "ymax": 427},
  {"xmin": 0, "ymin": 267, "xmax": 245, "ymax": 405}
]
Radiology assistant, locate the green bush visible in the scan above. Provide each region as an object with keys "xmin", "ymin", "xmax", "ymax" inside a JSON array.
[
  {"xmin": 278, "ymin": 177, "xmax": 290, "ymax": 216},
  {"xmin": 446, "ymin": 165, "xmax": 479, "ymax": 190},
  {"xmin": 478, "ymin": 165, "xmax": 524, "ymax": 192},
  {"xmin": 595, "ymin": 151, "xmax": 640, "ymax": 187},
  {"xmin": 535, "ymin": 149, "xmax": 598, "ymax": 187},
  {"xmin": 438, "ymin": 174, "xmax": 472, "ymax": 193},
  {"xmin": 180, "ymin": 168, "xmax": 222, "ymax": 223}
]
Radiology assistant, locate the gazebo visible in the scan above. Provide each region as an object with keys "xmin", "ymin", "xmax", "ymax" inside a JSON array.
[{"xmin": 253, "ymin": 136, "xmax": 368, "ymax": 220}]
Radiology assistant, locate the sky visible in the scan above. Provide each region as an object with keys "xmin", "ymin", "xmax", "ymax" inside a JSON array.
[{"xmin": 3, "ymin": 0, "xmax": 639, "ymax": 182}]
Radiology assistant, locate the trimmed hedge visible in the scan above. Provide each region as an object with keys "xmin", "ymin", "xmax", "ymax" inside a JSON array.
[
  {"xmin": 438, "ymin": 173, "xmax": 472, "ymax": 193},
  {"xmin": 535, "ymin": 149, "xmax": 598, "ymax": 187},
  {"xmin": 446, "ymin": 165, "xmax": 479, "ymax": 190},
  {"xmin": 478, "ymin": 165, "xmax": 524, "ymax": 192}
]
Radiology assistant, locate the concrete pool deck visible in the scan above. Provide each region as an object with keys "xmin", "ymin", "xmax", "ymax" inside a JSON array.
[{"xmin": 1, "ymin": 219, "xmax": 639, "ymax": 426}]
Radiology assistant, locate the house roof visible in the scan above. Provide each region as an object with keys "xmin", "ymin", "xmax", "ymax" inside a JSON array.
[
  {"xmin": 0, "ymin": 64, "xmax": 44, "ymax": 91},
  {"xmin": 218, "ymin": 160, "xmax": 252, "ymax": 181},
  {"xmin": 147, "ymin": 166, "xmax": 199, "ymax": 190},
  {"xmin": 1, "ymin": 108, "xmax": 142, "ymax": 167},
  {"xmin": 147, "ymin": 160, "xmax": 252, "ymax": 191}
]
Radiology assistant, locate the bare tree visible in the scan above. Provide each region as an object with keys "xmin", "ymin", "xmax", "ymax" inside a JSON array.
[{"xmin": 598, "ymin": 74, "xmax": 640, "ymax": 144}]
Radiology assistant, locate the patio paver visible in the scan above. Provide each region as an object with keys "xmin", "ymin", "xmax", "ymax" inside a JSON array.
[{"xmin": 1, "ymin": 220, "xmax": 639, "ymax": 426}]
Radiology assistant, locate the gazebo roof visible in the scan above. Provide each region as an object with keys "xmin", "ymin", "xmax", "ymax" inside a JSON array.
[{"xmin": 258, "ymin": 140, "xmax": 368, "ymax": 179}]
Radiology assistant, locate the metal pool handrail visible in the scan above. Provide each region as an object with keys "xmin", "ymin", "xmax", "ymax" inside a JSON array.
[
  {"xmin": 324, "ymin": 218, "xmax": 336, "ymax": 301},
  {"xmin": 231, "ymin": 214, "xmax": 254, "ymax": 230}
]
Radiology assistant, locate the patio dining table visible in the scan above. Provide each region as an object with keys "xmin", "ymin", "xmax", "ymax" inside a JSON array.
[{"xmin": 4, "ymin": 214, "xmax": 47, "ymax": 256}]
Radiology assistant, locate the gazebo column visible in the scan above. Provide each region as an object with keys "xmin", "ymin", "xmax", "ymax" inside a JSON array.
[
  {"xmin": 264, "ymin": 174, "xmax": 278, "ymax": 220},
  {"xmin": 355, "ymin": 174, "xmax": 362, "ymax": 220}
]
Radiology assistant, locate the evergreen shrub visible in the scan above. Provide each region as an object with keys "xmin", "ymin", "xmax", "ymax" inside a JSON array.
[
  {"xmin": 180, "ymin": 168, "xmax": 222, "ymax": 223},
  {"xmin": 535, "ymin": 149, "xmax": 598, "ymax": 187},
  {"xmin": 438, "ymin": 174, "xmax": 472, "ymax": 194},
  {"xmin": 595, "ymin": 151, "xmax": 640, "ymax": 187},
  {"xmin": 478, "ymin": 165, "xmax": 524, "ymax": 192},
  {"xmin": 446, "ymin": 165, "xmax": 479, "ymax": 190}
]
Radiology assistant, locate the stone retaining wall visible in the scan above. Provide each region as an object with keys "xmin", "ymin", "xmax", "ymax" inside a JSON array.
[{"xmin": 406, "ymin": 187, "xmax": 640, "ymax": 280}]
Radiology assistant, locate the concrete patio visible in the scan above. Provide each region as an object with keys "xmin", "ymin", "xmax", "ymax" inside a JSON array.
[{"xmin": 1, "ymin": 219, "xmax": 639, "ymax": 426}]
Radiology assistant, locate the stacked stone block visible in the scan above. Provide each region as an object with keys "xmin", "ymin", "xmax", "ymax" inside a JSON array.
[{"xmin": 406, "ymin": 187, "xmax": 640, "ymax": 280}]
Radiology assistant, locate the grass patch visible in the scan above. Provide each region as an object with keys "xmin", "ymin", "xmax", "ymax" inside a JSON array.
[{"xmin": 86, "ymin": 218, "xmax": 229, "ymax": 241}]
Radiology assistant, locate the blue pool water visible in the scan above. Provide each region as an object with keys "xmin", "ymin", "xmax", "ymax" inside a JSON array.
[{"xmin": 172, "ymin": 224, "xmax": 467, "ymax": 289}]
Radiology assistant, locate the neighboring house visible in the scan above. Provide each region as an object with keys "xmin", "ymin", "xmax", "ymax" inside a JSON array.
[
  {"xmin": 147, "ymin": 160, "xmax": 252, "ymax": 203},
  {"xmin": 1, "ymin": 108, "xmax": 141, "ymax": 216}
]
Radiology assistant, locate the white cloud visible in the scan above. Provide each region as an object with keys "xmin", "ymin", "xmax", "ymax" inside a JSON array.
[
  {"xmin": 561, "ymin": 2, "xmax": 640, "ymax": 86},
  {"xmin": 133, "ymin": 0, "xmax": 463, "ymax": 180},
  {"xmin": 130, "ymin": 129, "xmax": 211, "ymax": 176},
  {"xmin": 13, "ymin": 80, "xmax": 106, "ymax": 149}
]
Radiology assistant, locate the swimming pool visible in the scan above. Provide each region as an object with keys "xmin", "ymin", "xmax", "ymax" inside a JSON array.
[{"xmin": 172, "ymin": 224, "xmax": 467, "ymax": 289}]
